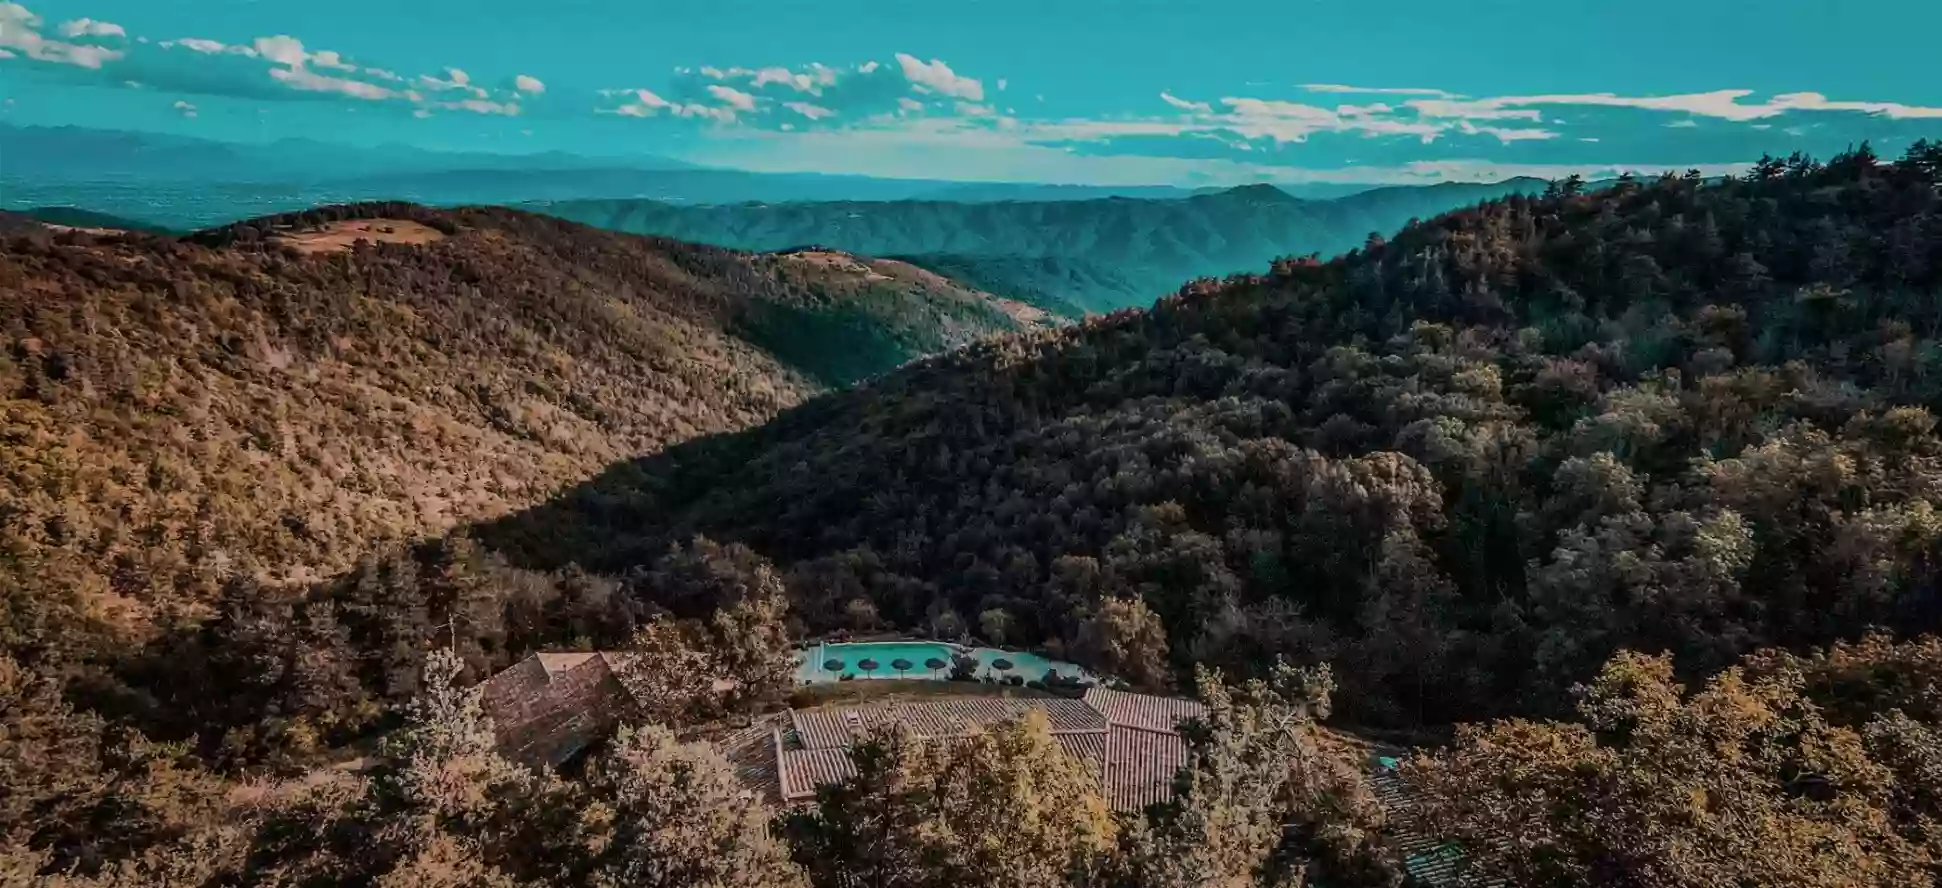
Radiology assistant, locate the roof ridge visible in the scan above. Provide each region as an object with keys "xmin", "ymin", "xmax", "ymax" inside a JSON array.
[{"xmin": 1107, "ymin": 719, "xmax": 1186, "ymax": 736}]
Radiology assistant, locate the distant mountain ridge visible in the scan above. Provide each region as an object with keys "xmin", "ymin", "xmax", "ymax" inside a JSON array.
[
  {"xmin": 533, "ymin": 178, "xmax": 1549, "ymax": 311},
  {"xmin": 4, "ymin": 124, "xmax": 1536, "ymax": 235}
]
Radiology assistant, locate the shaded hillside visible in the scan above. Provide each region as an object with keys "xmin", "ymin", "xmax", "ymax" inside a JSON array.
[
  {"xmin": 483, "ymin": 144, "xmax": 1942, "ymax": 731},
  {"xmin": 16, "ymin": 206, "xmax": 173, "ymax": 234},
  {"xmin": 738, "ymin": 247, "xmax": 1055, "ymax": 386},
  {"xmin": 0, "ymin": 202, "xmax": 1033, "ymax": 669},
  {"xmin": 890, "ymin": 252, "xmax": 1137, "ymax": 318},
  {"xmin": 534, "ymin": 178, "xmax": 1548, "ymax": 311}
]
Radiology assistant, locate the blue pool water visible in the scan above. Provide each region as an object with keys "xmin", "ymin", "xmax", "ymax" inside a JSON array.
[{"xmin": 793, "ymin": 641, "xmax": 1092, "ymax": 684}]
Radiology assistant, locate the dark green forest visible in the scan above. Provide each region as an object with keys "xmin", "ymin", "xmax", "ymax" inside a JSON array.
[
  {"xmin": 7, "ymin": 143, "xmax": 1942, "ymax": 887},
  {"xmin": 489, "ymin": 144, "xmax": 1942, "ymax": 727}
]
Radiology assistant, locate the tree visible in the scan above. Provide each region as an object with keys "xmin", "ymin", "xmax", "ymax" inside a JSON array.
[
  {"xmin": 980, "ymin": 608, "xmax": 1015, "ymax": 647},
  {"xmin": 949, "ymin": 652, "xmax": 980, "ymax": 682},
  {"xmin": 615, "ymin": 616, "xmax": 728, "ymax": 726},
  {"xmin": 1075, "ymin": 596, "xmax": 1172, "ymax": 691},
  {"xmin": 1115, "ymin": 661, "xmax": 1394, "ymax": 888},
  {"xmin": 568, "ymin": 725, "xmax": 805, "ymax": 888},
  {"xmin": 0, "ymin": 655, "xmax": 230, "ymax": 879},
  {"xmin": 1405, "ymin": 649, "xmax": 1936, "ymax": 887},
  {"xmin": 629, "ymin": 536, "xmax": 798, "ymax": 712},
  {"xmin": 783, "ymin": 712, "xmax": 1115, "ymax": 888}
]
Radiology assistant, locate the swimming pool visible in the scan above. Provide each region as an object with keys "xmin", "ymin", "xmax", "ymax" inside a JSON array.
[{"xmin": 793, "ymin": 641, "xmax": 1093, "ymax": 685}]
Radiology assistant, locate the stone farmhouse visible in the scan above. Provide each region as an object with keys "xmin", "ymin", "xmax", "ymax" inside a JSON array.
[
  {"xmin": 478, "ymin": 651, "xmax": 1490, "ymax": 885},
  {"xmin": 477, "ymin": 650, "xmax": 1206, "ymax": 812}
]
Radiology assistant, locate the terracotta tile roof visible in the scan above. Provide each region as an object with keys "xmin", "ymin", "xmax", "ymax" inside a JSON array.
[
  {"xmin": 479, "ymin": 652, "xmax": 632, "ymax": 767},
  {"xmin": 789, "ymin": 696, "xmax": 1109, "ymax": 751},
  {"xmin": 1082, "ymin": 687, "xmax": 1206, "ymax": 733},
  {"xmin": 712, "ymin": 716, "xmax": 790, "ymax": 803},
  {"xmin": 1102, "ymin": 723, "xmax": 1190, "ymax": 813},
  {"xmin": 791, "ymin": 709, "xmax": 856, "ymax": 750},
  {"xmin": 1055, "ymin": 731, "xmax": 1107, "ymax": 779},
  {"xmin": 780, "ymin": 748, "xmax": 861, "ymax": 801}
]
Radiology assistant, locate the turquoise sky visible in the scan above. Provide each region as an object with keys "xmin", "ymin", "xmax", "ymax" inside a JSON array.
[{"xmin": 4, "ymin": 0, "xmax": 1939, "ymax": 185}]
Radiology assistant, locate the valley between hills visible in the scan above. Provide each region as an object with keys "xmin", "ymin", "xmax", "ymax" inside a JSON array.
[{"xmin": 7, "ymin": 144, "xmax": 1942, "ymax": 887}]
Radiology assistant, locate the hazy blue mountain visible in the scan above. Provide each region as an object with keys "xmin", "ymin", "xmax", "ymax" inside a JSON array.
[
  {"xmin": 908, "ymin": 182, "xmax": 1216, "ymax": 202},
  {"xmin": 0, "ymin": 123, "xmax": 695, "ymax": 183},
  {"xmin": 533, "ymin": 178, "xmax": 1549, "ymax": 311},
  {"xmin": 2, "ymin": 125, "xmax": 1466, "ymax": 234}
]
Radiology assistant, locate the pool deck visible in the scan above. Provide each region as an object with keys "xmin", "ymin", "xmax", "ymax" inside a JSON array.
[{"xmin": 795, "ymin": 638, "xmax": 1095, "ymax": 685}]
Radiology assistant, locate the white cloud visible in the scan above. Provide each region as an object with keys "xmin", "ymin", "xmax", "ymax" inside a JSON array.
[
  {"xmin": 0, "ymin": 48, "xmax": 13, "ymax": 58},
  {"xmin": 696, "ymin": 118, "xmax": 1756, "ymax": 188},
  {"xmin": 1408, "ymin": 89, "xmax": 1942, "ymax": 122},
  {"xmin": 783, "ymin": 100, "xmax": 835, "ymax": 120},
  {"xmin": 1404, "ymin": 98, "xmax": 1543, "ymax": 121},
  {"xmin": 270, "ymin": 65, "xmax": 399, "ymax": 101},
  {"xmin": 309, "ymin": 50, "xmax": 357, "ymax": 72},
  {"xmin": 253, "ymin": 35, "xmax": 307, "ymax": 68},
  {"xmin": 1, "ymin": 3, "xmax": 125, "ymax": 68},
  {"xmin": 58, "ymin": 17, "xmax": 123, "ymax": 39},
  {"xmin": 858, "ymin": 60, "xmax": 880, "ymax": 74},
  {"xmin": 997, "ymin": 78, "xmax": 1007, "ymax": 91},
  {"xmin": 1216, "ymin": 96, "xmax": 1449, "ymax": 143},
  {"xmin": 630, "ymin": 88, "xmax": 672, "ymax": 109},
  {"xmin": 437, "ymin": 98, "xmax": 520, "ymax": 116},
  {"xmin": 1301, "ymin": 83, "xmax": 1460, "ymax": 98},
  {"xmin": 1456, "ymin": 120, "xmax": 1560, "ymax": 142},
  {"xmin": 163, "ymin": 37, "xmax": 254, "ymax": 56},
  {"xmin": 678, "ymin": 103, "xmax": 737, "ymax": 122},
  {"xmin": 172, "ymin": 99, "xmax": 196, "ymax": 117},
  {"xmin": 602, "ymin": 87, "xmax": 736, "ymax": 123},
  {"xmin": 413, "ymin": 108, "xmax": 431, "ymax": 119},
  {"xmin": 1160, "ymin": 91, "xmax": 1212, "ymax": 114},
  {"xmin": 895, "ymin": 53, "xmax": 983, "ymax": 101},
  {"xmin": 1666, "ymin": 119, "xmax": 1699, "ymax": 128},
  {"xmin": 418, "ymin": 68, "xmax": 489, "ymax": 98},
  {"xmin": 707, "ymin": 84, "xmax": 757, "ymax": 111},
  {"xmin": 898, "ymin": 97, "xmax": 924, "ymax": 112},
  {"xmin": 515, "ymin": 74, "xmax": 545, "ymax": 94},
  {"xmin": 210, "ymin": 39, "xmax": 484, "ymax": 111}
]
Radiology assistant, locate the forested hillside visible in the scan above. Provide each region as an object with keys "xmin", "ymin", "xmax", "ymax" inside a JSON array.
[
  {"xmin": 490, "ymin": 145, "xmax": 1942, "ymax": 728},
  {"xmin": 535, "ymin": 178, "xmax": 1548, "ymax": 312},
  {"xmin": 0, "ymin": 202, "xmax": 1041, "ymax": 678}
]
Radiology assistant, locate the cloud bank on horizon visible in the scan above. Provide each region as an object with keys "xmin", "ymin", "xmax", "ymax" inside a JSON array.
[{"xmin": 3, "ymin": 0, "xmax": 1939, "ymax": 186}]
